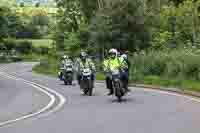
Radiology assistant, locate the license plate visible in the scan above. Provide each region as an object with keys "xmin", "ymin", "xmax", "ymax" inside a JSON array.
[{"xmin": 66, "ymin": 68, "xmax": 73, "ymax": 71}]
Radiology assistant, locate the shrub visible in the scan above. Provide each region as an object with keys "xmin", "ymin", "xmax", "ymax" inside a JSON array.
[
  {"xmin": 33, "ymin": 46, "xmax": 49, "ymax": 55},
  {"xmin": 130, "ymin": 49, "xmax": 200, "ymax": 81},
  {"xmin": 16, "ymin": 40, "xmax": 33, "ymax": 54},
  {"xmin": 16, "ymin": 25, "xmax": 42, "ymax": 39},
  {"xmin": 3, "ymin": 39, "xmax": 16, "ymax": 51},
  {"xmin": 0, "ymin": 55, "xmax": 8, "ymax": 63}
]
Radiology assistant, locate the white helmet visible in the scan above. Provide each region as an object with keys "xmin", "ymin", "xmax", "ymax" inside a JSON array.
[
  {"xmin": 108, "ymin": 48, "xmax": 118, "ymax": 57},
  {"xmin": 121, "ymin": 54, "xmax": 128, "ymax": 60},
  {"xmin": 63, "ymin": 55, "xmax": 69, "ymax": 59}
]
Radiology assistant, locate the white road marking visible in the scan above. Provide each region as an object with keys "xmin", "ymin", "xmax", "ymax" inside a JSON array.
[
  {"xmin": 1, "ymin": 72, "xmax": 66, "ymax": 118},
  {"xmin": 0, "ymin": 72, "xmax": 66, "ymax": 127},
  {"xmin": 140, "ymin": 88, "xmax": 200, "ymax": 103},
  {"xmin": 95, "ymin": 82, "xmax": 200, "ymax": 103}
]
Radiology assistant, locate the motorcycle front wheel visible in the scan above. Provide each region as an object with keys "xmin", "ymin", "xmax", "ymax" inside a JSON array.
[
  {"xmin": 114, "ymin": 81, "xmax": 122, "ymax": 102},
  {"xmin": 88, "ymin": 80, "xmax": 93, "ymax": 96}
]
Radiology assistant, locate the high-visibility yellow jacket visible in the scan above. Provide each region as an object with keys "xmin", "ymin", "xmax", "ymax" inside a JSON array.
[
  {"xmin": 104, "ymin": 57, "xmax": 122, "ymax": 72},
  {"xmin": 78, "ymin": 58, "xmax": 95, "ymax": 73}
]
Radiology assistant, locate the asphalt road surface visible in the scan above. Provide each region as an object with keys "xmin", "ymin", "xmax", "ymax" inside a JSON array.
[{"xmin": 0, "ymin": 62, "xmax": 200, "ymax": 133}]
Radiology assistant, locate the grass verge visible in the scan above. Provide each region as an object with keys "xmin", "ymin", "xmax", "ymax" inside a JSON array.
[{"xmin": 32, "ymin": 62, "xmax": 58, "ymax": 77}]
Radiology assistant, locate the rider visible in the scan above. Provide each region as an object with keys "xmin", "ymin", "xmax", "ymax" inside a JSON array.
[
  {"xmin": 103, "ymin": 54, "xmax": 112, "ymax": 95},
  {"xmin": 64, "ymin": 55, "xmax": 73, "ymax": 66},
  {"xmin": 59, "ymin": 55, "xmax": 73, "ymax": 80},
  {"xmin": 77, "ymin": 51, "xmax": 96, "ymax": 85},
  {"xmin": 103, "ymin": 48, "xmax": 122, "ymax": 95},
  {"xmin": 120, "ymin": 53, "xmax": 130, "ymax": 92}
]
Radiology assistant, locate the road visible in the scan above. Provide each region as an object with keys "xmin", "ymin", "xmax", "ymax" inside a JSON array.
[{"xmin": 0, "ymin": 62, "xmax": 200, "ymax": 133}]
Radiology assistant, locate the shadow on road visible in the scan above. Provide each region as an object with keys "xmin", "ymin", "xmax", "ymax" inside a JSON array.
[{"xmin": 110, "ymin": 97, "xmax": 134, "ymax": 103}]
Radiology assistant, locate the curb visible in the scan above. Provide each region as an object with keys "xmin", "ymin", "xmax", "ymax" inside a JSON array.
[{"xmin": 130, "ymin": 83, "xmax": 200, "ymax": 98}]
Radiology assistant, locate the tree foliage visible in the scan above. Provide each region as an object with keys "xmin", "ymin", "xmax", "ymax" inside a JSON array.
[
  {"xmin": 52, "ymin": 0, "xmax": 200, "ymax": 54},
  {"xmin": 88, "ymin": 0, "xmax": 150, "ymax": 53},
  {"xmin": 0, "ymin": 6, "xmax": 21, "ymax": 40},
  {"xmin": 151, "ymin": 0, "xmax": 200, "ymax": 49}
]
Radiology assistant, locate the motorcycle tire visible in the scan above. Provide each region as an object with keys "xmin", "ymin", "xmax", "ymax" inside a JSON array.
[
  {"xmin": 114, "ymin": 81, "xmax": 122, "ymax": 102},
  {"xmin": 69, "ymin": 81, "xmax": 72, "ymax": 85},
  {"xmin": 64, "ymin": 80, "xmax": 68, "ymax": 85},
  {"xmin": 88, "ymin": 80, "xmax": 93, "ymax": 96}
]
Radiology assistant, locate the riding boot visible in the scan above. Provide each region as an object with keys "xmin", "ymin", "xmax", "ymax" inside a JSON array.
[
  {"xmin": 107, "ymin": 77, "xmax": 113, "ymax": 95},
  {"xmin": 107, "ymin": 89, "xmax": 114, "ymax": 96}
]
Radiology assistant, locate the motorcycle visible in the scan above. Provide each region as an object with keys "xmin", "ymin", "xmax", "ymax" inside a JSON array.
[
  {"xmin": 62, "ymin": 63, "xmax": 73, "ymax": 85},
  {"xmin": 80, "ymin": 68, "xmax": 94, "ymax": 96},
  {"xmin": 110, "ymin": 69, "xmax": 126, "ymax": 102}
]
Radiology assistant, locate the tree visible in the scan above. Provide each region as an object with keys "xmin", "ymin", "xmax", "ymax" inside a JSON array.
[
  {"xmin": 79, "ymin": 0, "xmax": 99, "ymax": 22},
  {"xmin": 54, "ymin": 0, "xmax": 85, "ymax": 50},
  {"xmin": 0, "ymin": 6, "xmax": 21, "ymax": 41},
  {"xmin": 151, "ymin": 0, "xmax": 199, "ymax": 49},
  {"xmin": 88, "ymin": 0, "xmax": 150, "ymax": 54}
]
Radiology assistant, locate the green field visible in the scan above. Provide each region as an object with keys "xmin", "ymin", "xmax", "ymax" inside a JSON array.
[{"xmin": 16, "ymin": 39, "xmax": 53, "ymax": 48}]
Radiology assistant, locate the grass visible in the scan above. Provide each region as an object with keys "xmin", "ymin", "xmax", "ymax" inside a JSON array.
[
  {"xmin": 96, "ymin": 72, "xmax": 105, "ymax": 80},
  {"xmin": 16, "ymin": 39, "xmax": 53, "ymax": 48},
  {"xmin": 32, "ymin": 62, "xmax": 58, "ymax": 77}
]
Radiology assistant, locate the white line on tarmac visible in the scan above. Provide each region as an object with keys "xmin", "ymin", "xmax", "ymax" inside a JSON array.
[
  {"xmin": 1, "ymin": 72, "xmax": 66, "ymax": 118},
  {"xmin": 140, "ymin": 88, "xmax": 200, "ymax": 103},
  {"xmin": 0, "ymin": 72, "xmax": 66, "ymax": 127}
]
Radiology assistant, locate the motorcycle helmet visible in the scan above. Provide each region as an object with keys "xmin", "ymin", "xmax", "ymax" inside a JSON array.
[
  {"xmin": 63, "ymin": 55, "xmax": 69, "ymax": 59},
  {"xmin": 80, "ymin": 51, "xmax": 87, "ymax": 60},
  {"xmin": 108, "ymin": 48, "xmax": 118, "ymax": 58},
  {"xmin": 121, "ymin": 54, "xmax": 128, "ymax": 60}
]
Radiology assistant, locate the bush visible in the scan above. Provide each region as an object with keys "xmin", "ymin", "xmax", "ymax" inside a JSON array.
[
  {"xmin": 33, "ymin": 57, "xmax": 59, "ymax": 76},
  {"xmin": 16, "ymin": 25, "xmax": 42, "ymax": 39},
  {"xmin": 33, "ymin": 46, "xmax": 49, "ymax": 55},
  {"xmin": 10, "ymin": 56, "xmax": 22, "ymax": 62},
  {"xmin": 130, "ymin": 49, "xmax": 200, "ymax": 82},
  {"xmin": 16, "ymin": 40, "xmax": 33, "ymax": 54},
  {"xmin": 3, "ymin": 39, "xmax": 16, "ymax": 52},
  {"xmin": 0, "ymin": 55, "xmax": 8, "ymax": 63}
]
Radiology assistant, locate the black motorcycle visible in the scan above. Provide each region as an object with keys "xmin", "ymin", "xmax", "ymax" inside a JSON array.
[
  {"xmin": 110, "ymin": 69, "xmax": 126, "ymax": 102},
  {"xmin": 80, "ymin": 68, "xmax": 94, "ymax": 96},
  {"xmin": 63, "ymin": 64, "xmax": 73, "ymax": 85}
]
